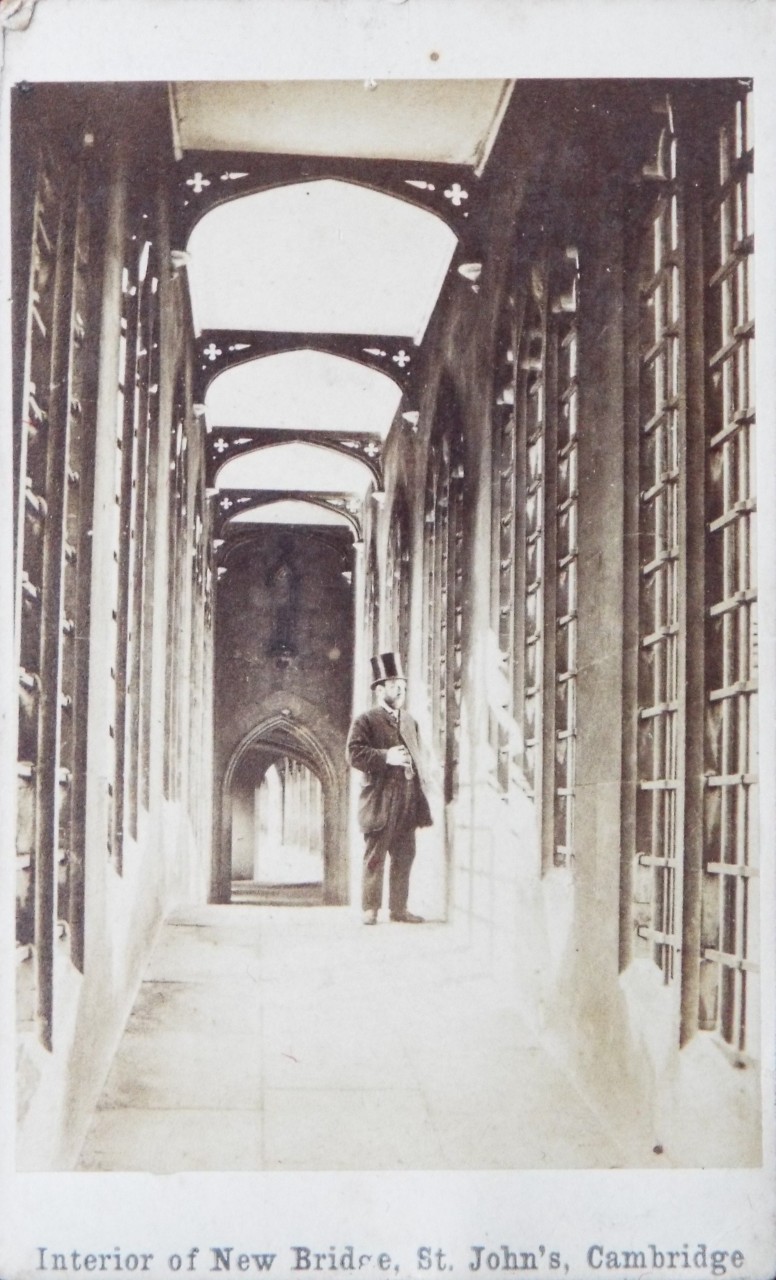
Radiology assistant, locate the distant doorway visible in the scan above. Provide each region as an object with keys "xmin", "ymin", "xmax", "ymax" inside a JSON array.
[
  {"xmin": 230, "ymin": 750, "xmax": 324, "ymax": 904},
  {"xmin": 218, "ymin": 712, "xmax": 349, "ymax": 906}
]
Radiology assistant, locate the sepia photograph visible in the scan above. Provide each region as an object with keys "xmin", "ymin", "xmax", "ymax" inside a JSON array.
[{"xmin": 0, "ymin": 1, "xmax": 774, "ymax": 1277}]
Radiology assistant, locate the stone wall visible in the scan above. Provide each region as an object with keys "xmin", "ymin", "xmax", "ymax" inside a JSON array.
[{"xmin": 213, "ymin": 527, "xmax": 354, "ymax": 903}]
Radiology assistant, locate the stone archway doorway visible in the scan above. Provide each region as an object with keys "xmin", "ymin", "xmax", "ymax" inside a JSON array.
[
  {"xmin": 230, "ymin": 749, "xmax": 324, "ymax": 904},
  {"xmin": 218, "ymin": 713, "xmax": 348, "ymax": 905}
]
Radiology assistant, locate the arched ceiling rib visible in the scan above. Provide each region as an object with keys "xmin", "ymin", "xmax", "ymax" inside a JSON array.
[
  {"xmin": 173, "ymin": 80, "xmax": 514, "ymax": 554},
  {"xmin": 205, "ymin": 350, "xmax": 401, "ymax": 437},
  {"xmin": 227, "ymin": 499, "xmax": 352, "ymax": 528},
  {"xmin": 186, "ymin": 179, "xmax": 457, "ymax": 342},
  {"xmin": 216, "ymin": 441, "xmax": 373, "ymax": 496}
]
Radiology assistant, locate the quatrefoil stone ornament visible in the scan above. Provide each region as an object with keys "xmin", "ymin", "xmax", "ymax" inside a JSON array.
[
  {"xmin": 444, "ymin": 183, "xmax": 468, "ymax": 207},
  {"xmin": 186, "ymin": 172, "xmax": 211, "ymax": 195}
]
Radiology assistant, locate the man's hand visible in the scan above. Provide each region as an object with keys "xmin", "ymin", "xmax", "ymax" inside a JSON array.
[{"xmin": 385, "ymin": 745, "xmax": 413, "ymax": 768}]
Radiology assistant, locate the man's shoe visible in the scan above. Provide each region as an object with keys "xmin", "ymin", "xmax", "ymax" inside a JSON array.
[
  {"xmin": 363, "ymin": 909, "xmax": 378, "ymax": 925},
  {"xmin": 389, "ymin": 911, "xmax": 425, "ymax": 923}
]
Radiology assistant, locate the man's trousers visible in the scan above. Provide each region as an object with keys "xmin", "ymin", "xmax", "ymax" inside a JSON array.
[{"xmin": 361, "ymin": 824, "xmax": 416, "ymax": 915}]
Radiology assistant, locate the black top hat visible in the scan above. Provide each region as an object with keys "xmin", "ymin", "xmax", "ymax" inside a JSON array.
[{"xmin": 370, "ymin": 652, "xmax": 406, "ymax": 688}]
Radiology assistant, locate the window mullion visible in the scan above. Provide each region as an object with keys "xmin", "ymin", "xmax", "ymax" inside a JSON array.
[
  {"xmin": 633, "ymin": 100, "xmax": 686, "ymax": 987},
  {"xmin": 551, "ymin": 248, "xmax": 580, "ymax": 871},
  {"xmin": 109, "ymin": 215, "xmax": 143, "ymax": 869},
  {"xmin": 700, "ymin": 85, "xmax": 758, "ymax": 1061},
  {"xmin": 32, "ymin": 174, "xmax": 79, "ymax": 1049}
]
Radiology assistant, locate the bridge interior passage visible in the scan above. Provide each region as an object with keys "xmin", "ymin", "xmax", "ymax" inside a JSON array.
[{"xmin": 8, "ymin": 77, "xmax": 762, "ymax": 1176}]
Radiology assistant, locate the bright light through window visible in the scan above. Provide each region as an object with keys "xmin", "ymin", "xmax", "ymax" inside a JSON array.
[
  {"xmin": 206, "ymin": 350, "xmax": 401, "ymax": 437},
  {"xmin": 187, "ymin": 180, "xmax": 457, "ymax": 340}
]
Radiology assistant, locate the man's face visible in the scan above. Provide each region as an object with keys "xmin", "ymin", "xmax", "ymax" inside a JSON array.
[{"xmin": 379, "ymin": 678, "xmax": 407, "ymax": 709}]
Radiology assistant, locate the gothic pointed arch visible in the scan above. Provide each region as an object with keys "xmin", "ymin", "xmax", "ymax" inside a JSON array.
[
  {"xmin": 219, "ymin": 712, "xmax": 347, "ymax": 906},
  {"xmin": 227, "ymin": 498, "xmax": 353, "ymax": 529},
  {"xmin": 215, "ymin": 439, "xmax": 373, "ymax": 494}
]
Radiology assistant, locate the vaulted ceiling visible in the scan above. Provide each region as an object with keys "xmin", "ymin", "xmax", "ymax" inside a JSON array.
[{"xmin": 170, "ymin": 79, "xmax": 513, "ymax": 537}]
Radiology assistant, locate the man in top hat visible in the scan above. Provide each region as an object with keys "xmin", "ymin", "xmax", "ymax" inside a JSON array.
[{"xmin": 346, "ymin": 652, "xmax": 433, "ymax": 925}]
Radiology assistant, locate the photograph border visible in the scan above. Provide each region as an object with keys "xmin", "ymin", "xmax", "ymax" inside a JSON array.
[{"xmin": 1, "ymin": 2, "xmax": 775, "ymax": 1278}]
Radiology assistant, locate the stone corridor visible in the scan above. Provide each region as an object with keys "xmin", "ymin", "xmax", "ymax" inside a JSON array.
[{"xmin": 77, "ymin": 905, "xmax": 651, "ymax": 1172}]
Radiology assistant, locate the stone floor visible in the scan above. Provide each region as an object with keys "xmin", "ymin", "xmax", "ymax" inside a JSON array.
[{"xmin": 76, "ymin": 904, "xmax": 636, "ymax": 1172}]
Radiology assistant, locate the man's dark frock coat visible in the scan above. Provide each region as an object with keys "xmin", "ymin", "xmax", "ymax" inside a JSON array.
[{"xmin": 346, "ymin": 706, "xmax": 432, "ymax": 914}]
